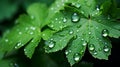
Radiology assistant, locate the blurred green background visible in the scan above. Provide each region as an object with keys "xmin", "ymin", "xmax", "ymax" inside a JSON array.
[{"xmin": 0, "ymin": 0, "xmax": 120, "ymax": 67}]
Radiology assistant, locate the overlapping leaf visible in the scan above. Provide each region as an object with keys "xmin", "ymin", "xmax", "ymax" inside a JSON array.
[
  {"xmin": 0, "ymin": 3, "xmax": 48, "ymax": 59},
  {"xmin": 45, "ymin": 0, "xmax": 120, "ymax": 66}
]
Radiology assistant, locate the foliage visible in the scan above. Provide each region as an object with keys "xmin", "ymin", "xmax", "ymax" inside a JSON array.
[{"xmin": 0, "ymin": 0, "xmax": 120, "ymax": 66}]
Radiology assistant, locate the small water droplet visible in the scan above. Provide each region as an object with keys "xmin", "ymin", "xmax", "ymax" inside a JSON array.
[
  {"xmin": 96, "ymin": 5, "xmax": 100, "ymax": 11},
  {"xmin": 15, "ymin": 42, "xmax": 23, "ymax": 49},
  {"xmin": 81, "ymin": 11, "xmax": 84, "ymax": 14},
  {"xmin": 103, "ymin": 46, "xmax": 110, "ymax": 52},
  {"xmin": 107, "ymin": 15, "xmax": 110, "ymax": 20},
  {"xmin": 93, "ymin": 51, "xmax": 97, "ymax": 55},
  {"xmin": 31, "ymin": 16, "xmax": 35, "ymax": 19},
  {"xmin": 71, "ymin": 13, "xmax": 80, "ymax": 23},
  {"xmin": 65, "ymin": 51, "xmax": 69, "ymax": 55},
  {"xmin": 30, "ymin": 32, "xmax": 33, "ymax": 35},
  {"xmin": 63, "ymin": 18, "xmax": 67, "ymax": 23},
  {"xmin": 72, "ymin": 3, "xmax": 81, "ymax": 8},
  {"xmin": 74, "ymin": 53, "xmax": 80, "ymax": 62},
  {"xmin": 19, "ymin": 32, "xmax": 22, "ymax": 35},
  {"xmin": 48, "ymin": 41, "xmax": 55, "ymax": 48},
  {"xmin": 89, "ymin": 32, "xmax": 91, "ymax": 35},
  {"xmin": 89, "ymin": 44, "xmax": 95, "ymax": 51},
  {"xmin": 82, "ymin": 41, "xmax": 87, "ymax": 46},
  {"xmin": 5, "ymin": 39, "xmax": 9, "ymax": 42},
  {"xmin": 102, "ymin": 29, "xmax": 109, "ymax": 37},
  {"xmin": 69, "ymin": 30, "xmax": 74, "ymax": 35},
  {"xmin": 30, "ymin": 26, "xmax": 36, "ymax": 30}
]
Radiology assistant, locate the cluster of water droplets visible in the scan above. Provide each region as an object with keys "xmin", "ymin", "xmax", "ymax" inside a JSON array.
[
  {"xmin": 9, "ymin": 62, "xmax": 19, "ymax": 67},
  {"xmin": 15, "ymin": 42, "xmax": 24, "ymax": 49}
]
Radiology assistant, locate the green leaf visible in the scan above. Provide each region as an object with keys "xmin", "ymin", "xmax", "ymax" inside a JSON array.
[
  {"xmin": 0, "ymin": 3, "xmax": 48, "ymax": 59},
  {"xmin": 41, "ymin": 29, "xmax": 55, "ymax": 40},
  {"xmin": 45, "ymin": 0, "xmax": 120, "ymax": 66}
]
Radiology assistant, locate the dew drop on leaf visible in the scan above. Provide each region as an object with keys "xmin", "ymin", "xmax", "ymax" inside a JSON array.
[
  {"xmin": 65, "ymin": 50, "xmax": 69, "ymax": 55},
  {"xmin": 19, "ymin": 32, "xmax": 22, "ymax": 35},
  {"xmin": 103, "ymin": 46, "xmax": 110, "ymax": 52},
  {"xmin": 31, "ymin": 15, "xmax": 35, "ymax": 20},
  {"xmin": 71, "ymin": 13, "xmax": 80, "ymax": 23},
  {"xmin": 48, "ymin": 41, "xmax": 55, "ymax": 48},
  {"xmin": 82, "ymin": 41, "xmax": 87, "ymax": 46},
  {"xmin": 69, "ymin": 30, "xmax": 74, "ymax": 35},
  {"xmin": 73, "ymin": 53, "xmax": 80, "ymax": 62},
  {"xmin": 72, "ymin": 3, "xmax": 81, "ymax": 8},
  {"xmin": 102, "ymin": 29, "xmax": 109, "ymax": 37},
  {"xmin": 96, "ymin": 5, "xmax": 100, "ymax": 11},
  {"xmin": 5, "ymin": 39, "xmax": 9, "ymax": 42},
  {"xmin": 15, "ymin": 42, "xmax": 23, "ymax": 49},
  {"xmin": 30, "ymin": 32, "xmax": 34, "ymax": 35},
  {"xmin": 63, "ymin": 18, "xmax": 67, "ymax": 23},
  {"xmin": 93, "ymin": 51, "xmax": 97, "ymax": 55},
  {"xmin": 89, "ymin": 44, "xmax": 95, "ymax": 51}
]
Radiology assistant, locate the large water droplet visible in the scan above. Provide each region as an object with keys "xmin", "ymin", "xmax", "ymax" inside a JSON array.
[
  {"xmin": 103, "ymin": 46, "xmax": 110, "ymax": 52},
  {"xmin": 102, "ymin": 29, "xmax": 109, "ymax": 37},
  {"xmin": 71, "ymin": 13, "xmax": 80, "ymax": 23},
  {"xmin": 69, "ymin": 30, "xmax": 74, "ymax": 35},
  {"xmin": 89, "ymin": 44, "xmax": 95, "ymax": 51},
  {"xmin": 74, "ymin": 53, "xmax": 80, "ymax": 62}
]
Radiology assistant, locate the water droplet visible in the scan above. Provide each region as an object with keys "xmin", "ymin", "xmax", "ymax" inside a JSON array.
[
  {"xmin": 93, "ymin": 51, "xmax": 97, "ymax": 55},
  {"xmin": 19, "ymin": 32, "xmax": 22, "ymax": 35},
  {"xmin": 30, "ymin": 32, "xmax": 33, "ymax": 35},
  {"xmin": 102, "ymin": 29, "xmax": 109, "ymax": 37},
  {"xmin": 71, "ymin": 13, "xmax": 80, "ymax": 23},
  {"xmin": 72, "ymin": 3, "xmax": 81, "ymax": 8},
  {"xmin": 63, "ymin": 18, "xmax": 67, "ymax": 23},
  {"xmin": 69, "ymin": 30, "xmax": 74, "ymax": 35},
  {"xmin": 5, "ymin": 39, "xmax": 9, "ymax": 42},
  {"xmin": 82, "ymin": 41, "xmax": 87, "ymax": 46},
  {"xmin": 31, "ymin": 16, "xmax": 35, "ymax": 19},
  {"xmin": 74, "ymin": 53, "xmax": 80, "ymax": 62},
  {"xmin": 15, "ymin": 42, "xmax": 23, "ymax": 49},
  {"xmin": 96, "ymin": 5, "xmax": 100, "ymax": 11},
  {"xmin": 103, "ymin": 46, "xmax": 110, "ymax": 52},
  {"xmin": 30, "ymin": 26, "xmax": 36, "ymax": 30},
  {"xmin": 107, "ymin": 15, "xmax": 110, "ymax": 20},
  {"xmin": 89, "ymin": 44, "xmax": 95, "ymax": 51},
  {"xmin": 89, "ymin": 32, "xmax": 91, "ymax": 35},
  {"xmin": 81, "ymin": 11, "xmax": 84, "ymax": 14},
  {"xmin": 48, "ymin": 41, "xmax": 55, "ymax": 48},
  {"xmin": 65, "ymin": 51, "xmax": 69, "ymax": 55}
]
